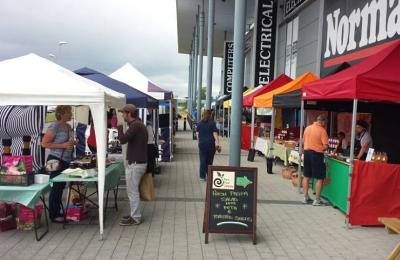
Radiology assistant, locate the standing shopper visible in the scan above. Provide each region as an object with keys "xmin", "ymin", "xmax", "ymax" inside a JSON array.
[
  {"xmin": 196, "ymin": 110, "xmax": 220, "ymax": 181},
  {"xmin": 42, "ymin": 105, "xmax": 76, "ymax": 223},
  {"xmin": 302, "ymin": 115, "xmax": 329, "ymax": 206},
  {"xmin": 117, "ymin": 104, "xmax": 148, "ymax": 225}
]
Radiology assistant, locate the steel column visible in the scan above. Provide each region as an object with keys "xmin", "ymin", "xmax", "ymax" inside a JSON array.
[
  {"xmin": 197, "ymin": 4, "xmax": 205, "ymax": 121},
  {"xmin": 228, "ymin": 0, "xmax": 247, "ymax": 166},
  {"xmin": 205, "ymin": 0, "xmax": 215, "ymax": 110}
]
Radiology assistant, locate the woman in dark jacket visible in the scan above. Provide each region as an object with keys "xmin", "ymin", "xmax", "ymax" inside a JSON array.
[{"xmin": 196, "ymin": 110, "xmax": 220, "ymax": 181}]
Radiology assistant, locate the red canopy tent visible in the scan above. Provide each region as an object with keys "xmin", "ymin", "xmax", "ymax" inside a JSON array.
[
  {"xmin": 300, "ymin": 40, "xmax": 400, "ymax": 226},
  {"xmin": 243, "ymin": 74, "xmax": 292, "ymax": 107},
  {"xmin": 303, "ymin": 40, "xmax": 400, "ymax": 101},
  {"xmin": 243, "ymin": 74, "xmax": 292, "ymax": 150}
]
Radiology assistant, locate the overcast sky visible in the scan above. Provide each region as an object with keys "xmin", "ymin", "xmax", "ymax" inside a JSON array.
[{"xmin": 0, "ymin": 0, "xmax": 222, "ymax": 98}]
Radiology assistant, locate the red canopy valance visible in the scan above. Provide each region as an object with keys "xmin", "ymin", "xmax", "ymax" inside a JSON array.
[{"xmin": 303, "ymin": 40, "xmax": 400, "ymax": 102}]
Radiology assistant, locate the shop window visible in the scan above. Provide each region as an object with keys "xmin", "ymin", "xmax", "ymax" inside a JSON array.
[{"xmin": 285, "ymin": 16, "xmax": 299, "ymax": 78}]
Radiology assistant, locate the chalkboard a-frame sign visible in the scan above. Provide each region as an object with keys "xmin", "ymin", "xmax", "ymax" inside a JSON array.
[{"xmin": 203, "ymin": 165, "xmax": 257, "ymax": 244}]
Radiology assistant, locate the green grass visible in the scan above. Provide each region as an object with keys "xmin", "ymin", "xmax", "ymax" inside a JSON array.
[{"xmin": 46, "ymin": 112, "xmax": 56, "ymax": 122}]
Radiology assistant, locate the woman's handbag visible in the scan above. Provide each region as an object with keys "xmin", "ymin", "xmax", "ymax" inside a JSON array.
[
  {"xmin": 45, "ymin": 159, "xmax": 62, "ymax": 172},
  {"xmin": 45, "ymin": 130, "xmax": 68, "ymax": 172},
  {"xmin": 139, "ymin": 173, "xmax": 155, "ymax": 201}
]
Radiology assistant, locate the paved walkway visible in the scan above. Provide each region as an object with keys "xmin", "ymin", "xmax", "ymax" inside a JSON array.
[{"xmin": 0, "ymin": 123, "xmax": 398, "ymax": 260}]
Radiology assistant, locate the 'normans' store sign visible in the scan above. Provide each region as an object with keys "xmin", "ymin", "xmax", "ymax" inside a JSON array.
[{"xmin": 321, "ymin": 0, "xmax": 400, "ymax": 76}]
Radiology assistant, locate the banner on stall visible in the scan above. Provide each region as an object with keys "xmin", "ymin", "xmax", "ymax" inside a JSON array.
[
  {"xmin": 253, "ymin": 0, "xmax": 277, "ymax": 87},
  {"xmin": 223, "ymin": 41, "xmax": 234, "ymax": 95}
]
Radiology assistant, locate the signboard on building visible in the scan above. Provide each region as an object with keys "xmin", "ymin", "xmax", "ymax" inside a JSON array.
[
  {"xmin": 321, "ymin": 0, "xmax": 400, "ymax": 77},
  {"xmin": 203, "ymin": 166, "xmax": 258, "ymax": 244},
  {"xmin": 253, "ymin": 0, "xmax": 277, "ymax": 87},
  {"xmin": 284, "ymin": 0, "xmax": 310, "ymax": 18},
  {"xmin": 223, "ymin": 41, "xmax": 234, "ymax": 95}
]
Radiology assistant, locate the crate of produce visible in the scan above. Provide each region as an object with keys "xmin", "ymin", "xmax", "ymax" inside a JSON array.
[{"xmin": 0, "ymin": 173, "xmax": 34, "ymax": 186}]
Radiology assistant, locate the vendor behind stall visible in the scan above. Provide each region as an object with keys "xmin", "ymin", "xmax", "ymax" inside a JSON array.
[
  {"xmin": 355, "ymin": 120, "xmax": 373, "ymax": 160},
  {"xmin": 334, "ymin": 131, "xmax": 348, "ymax": 154}
]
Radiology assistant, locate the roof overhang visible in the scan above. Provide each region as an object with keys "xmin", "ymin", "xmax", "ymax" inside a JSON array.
[{"xmin": 176, "ymin": 0, "xmax": 256, "ymax": 57}]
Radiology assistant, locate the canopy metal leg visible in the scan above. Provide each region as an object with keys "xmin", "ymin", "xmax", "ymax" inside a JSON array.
[{"xmin": 346, "ymin": 99, "xmax": 358, "ymax": 228}]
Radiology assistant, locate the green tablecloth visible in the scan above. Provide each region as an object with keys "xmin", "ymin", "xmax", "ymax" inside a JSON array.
[
  {"xmin": 313, "ymin": 157, "xmax": 349, "ymax": 213},
  {"xmin": 272, "ymin": 143, "xmax": 292, "ymax": 166},
  {"xmin": 51, "ymin": 161, "xmax": 124, "ymax": 190},
  {"xmin": 0, "ymin": 183, "xmax": 51, "ymax": 209}
]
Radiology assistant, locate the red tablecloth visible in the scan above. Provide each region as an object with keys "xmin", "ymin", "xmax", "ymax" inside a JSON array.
[
  {"xmin": 349, "ymin": 160, "xmax": 400, "ymax": 226},
  {"xmin": 240, "ymin": 125, "xmax": 259, "ymax": 151}
]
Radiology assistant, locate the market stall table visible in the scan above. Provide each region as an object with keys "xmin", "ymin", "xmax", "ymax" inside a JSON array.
[
  {"xmin": 254, "ymin": 137, "xmax": 269, "ymax": 155},
  {"xmin": 272, "ymin": 143, "xmax": 293, "ymax": 166},
  {"xmin": 288, "ymin": 150, "xmax": 303, "ymax": 166},
  {"xmin": 0, "ymin": 183, "xmax": 50, "ymax": 241},
  {"xmin": 312, "ymin": 156, "xmax": 349, "ymax": 213},
  {"xmin": 51, "ymin": 161, "xmax": 124, "ymax": 225}
]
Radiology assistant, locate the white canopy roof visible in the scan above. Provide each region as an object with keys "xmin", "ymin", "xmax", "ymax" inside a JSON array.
[
  {"xmin": 110, "ymin": 63, "xmax": 165, "ymax": 100},
  {"xmin": 0, "ymin": 54, "xmax": 125, "ymax": 108},
  {"xmin": 0, "ymin": 53, "xmax": 126, "ymax": 238}
]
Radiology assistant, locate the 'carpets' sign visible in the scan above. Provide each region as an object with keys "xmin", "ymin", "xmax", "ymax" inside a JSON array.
[
  {"xmin": 223, "ymin": 41, "xmax": 234, "ymax": 95},
  {"xmin": 321, "ymin": 0, "xmax": 400, "ymax": 76},
  {"xmin": 253, "ymin": 0, "xmax": 277, "ymax": 87},
  {"xmin": 284, "ymin": 0, "xmax": 309, "ymax": 18}
]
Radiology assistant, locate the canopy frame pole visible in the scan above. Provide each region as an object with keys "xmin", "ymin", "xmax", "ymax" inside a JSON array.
[
  {"xmin": 227, "ymin": 107, "xmax": 230, "ymax": 138},
  {"xmin": 346, "ymin": 99, "xmax": 358, "ymax": 228},
  {"xmin": 268, "ymin": 107, "xmax": 276, "ymax": 159},
  {"xmin": 250, "ymin": 107, "xmax": 255, "ymax": 149},
  {"xmin": 297, "ymin": 100, "xmax": 305, "ymax": 192},
  {"xmin": 222, "ymin": 107, "xmax": 225, "ymax": 137},
  {"xmin": 169, "ymin": 99, "xmax": 173, "ymax": 160}
]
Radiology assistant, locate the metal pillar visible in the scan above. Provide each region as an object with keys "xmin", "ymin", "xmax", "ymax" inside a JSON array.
[
  {"xmin": 250, "ymin": 107, "xmax": 255, "ymax": 148},
  {"xmin": 197, "ymin": 3, "xmax": 205, "ymax": 121},
  {"xmin": 297, "ymin": 100, "xmax": 305, "ymax": 191},
  {"xmin": 205, "ymin": 0, "xmax": 215, "ymax": 110},
  {"xmin": 228, "ymin": 0, "xmax": 247, "ymax": 166},
  {"xmin": 188, "ymin": 50, "xmax": 193, "ymax": 115},
  {"xmin": 346, "ymin": 99, "xmax": 358, "ymax": 228},
  {"xmin": 193, "ymin": 13, "xmax": 199, "ymax": 115}
]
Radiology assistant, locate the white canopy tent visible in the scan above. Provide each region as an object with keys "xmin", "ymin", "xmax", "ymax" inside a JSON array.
[
  {"xmin": 0, "ymin": 54, "xmax": 126, "ymax": 238},
  {"xmin": 110, "ymin": 63, "xmax": 176, "ymax": 160},
  {"xmin": 110, "ymin": 63, "xmax": 165, "ymax": 100}
]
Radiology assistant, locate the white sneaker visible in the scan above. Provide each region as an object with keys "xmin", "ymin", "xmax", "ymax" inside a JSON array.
[{"xmin": 312, "ymin": 199, "xmax": 322, "ymax": 206}]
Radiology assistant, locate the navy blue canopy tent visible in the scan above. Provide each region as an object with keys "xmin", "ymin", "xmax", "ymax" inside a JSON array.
[{"xmin": 75, "ymin": 67, "xmax": 159, "ymax": 109}]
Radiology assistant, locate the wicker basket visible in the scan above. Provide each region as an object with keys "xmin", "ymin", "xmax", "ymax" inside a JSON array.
[
  {"xmin": 291, "ymin": 172, "xmax": 299, "ymax": 187},
  {"xmin": 282, "ymin": 166, "xmax": 296, "ymax": 180}
]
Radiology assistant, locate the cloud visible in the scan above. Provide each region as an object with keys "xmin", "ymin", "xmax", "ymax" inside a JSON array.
[{"xmin": 0, "ymin": 0, "xmax": 222, "ymax": 98}]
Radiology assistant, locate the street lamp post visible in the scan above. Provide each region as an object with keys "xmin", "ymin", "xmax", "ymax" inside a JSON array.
[{"xmin": 58, "ymin": 41, "xmax": 68, "ymax": 62}]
